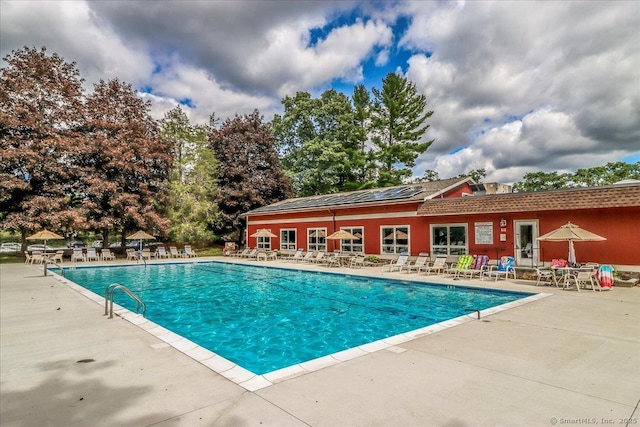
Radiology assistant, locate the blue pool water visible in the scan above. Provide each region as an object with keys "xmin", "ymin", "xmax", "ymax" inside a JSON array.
[{"xmin": 60, "ymin": 262, "xmax": 531, "ymax": 374}]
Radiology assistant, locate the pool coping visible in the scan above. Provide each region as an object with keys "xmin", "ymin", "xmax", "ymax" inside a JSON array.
[{"xmin": 48, "ymin": 260, "xmax": 552, "ymax": 391}]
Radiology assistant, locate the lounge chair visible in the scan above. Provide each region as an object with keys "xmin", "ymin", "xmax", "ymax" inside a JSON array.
[
  {"xmin": 308, "ymin": 252, "xmax": 326, "ymax": 264},
  {"xmin": 53, "ymin": 250, "xmax": 64, "ymax": 263},
  {"xmin": 126, "ymin": 248, "xmax": 138, "ymax": 261},
  {"xmin": 169, "ymin": 246, "xmax": 182, "ymax": 258},
  {"xmin": 233, "ymin": 248, "xmax": 250, "ymax": 258},
  {"xmin": 241, "ymin": 248, "xmax": 258, "ymax": 259},
  {"xmin": 72, "ymin": 249, "xmax": 86, "ymax": 263},
  {"xmin": 155, "ymin": 247, "xmax": 169, "ymax": 259},
  {"xmin": 567, "ymin": 270, "xmax": 599, "ymax": 292},
  {"xmin": 101, "ymin": 249, "xmax": 116, "ymax": 261},
  {"xmin": 382, "ymin": 253, "xmax": 409, "ymax": 272},
  {"xmin": 349, "ymin": 255, "xmax": 366, "ymax": 268},
  {"xmin": 444, "ymin": 255, "xmax": 474, "ymax": 277},
  {"xmin": 299, "ymin": 251, "xmax": 316, "ymax": 263},
  {"xmin": 458, "ymin": 255, "xmax": 489, "ymax": 279},
  {"xmin": 535, "ymin": 267, "xmax": 554, "ymax": 286},
  {"xmin": 30, "ymin": 251, "xmax": 44, "ymax": 264},
  {"xmin": 184, "ymin": 245, "xmax": 197, "ymax": 258},
  {"xmin": 24, "ymin": 251, "xmax": 33, "ymax": 264},
  {"xmin": 401, "ymin": 253, "xmax": 430, "ymax": 273},
  {"xmin": 283, "ymin": 248, "xmax": 303, "ymax": 262},
  {"xmin": 141, "ymin": 248, "xmax": 152, "ymax": 260},
  {"xmin": 481, "ymin": 256, "xmax": 516, "ymax": 281},
  {"xmin": 322, "ymin": 253, "xmax": 340, "ymax": 267},
  {"xmin": 422, "ymin": 256, "xmax": 448, "ymax": 275},
  {"xmin": 86, "ymin": 248, "xmax": 100, "ymax": 262}
]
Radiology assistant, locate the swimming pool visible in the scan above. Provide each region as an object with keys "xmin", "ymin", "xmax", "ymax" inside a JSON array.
[{"xmin": 60, "ymin": 262, "xmax": 532, "ymax": 375}]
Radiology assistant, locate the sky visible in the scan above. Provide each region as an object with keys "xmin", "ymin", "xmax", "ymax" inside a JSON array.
[{"xmin": 1, "ymin": 0, "xmax": 639, "ymax": 184}]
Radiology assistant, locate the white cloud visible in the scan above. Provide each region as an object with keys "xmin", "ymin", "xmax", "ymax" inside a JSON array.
[
  {"xmin": 404, "ymin": 1, "xmax": 640, "ymax": 182},
  {"xmin": 2, "ymin": 0, "xmax": 638, "ymax": 183}
]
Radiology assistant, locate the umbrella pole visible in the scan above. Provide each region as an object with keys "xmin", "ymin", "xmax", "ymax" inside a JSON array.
[{"xmin": 43, "ymin": 239, "xmax": 48, "ymax": 276}]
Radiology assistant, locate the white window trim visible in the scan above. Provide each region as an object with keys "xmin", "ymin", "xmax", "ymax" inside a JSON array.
[
  {"xmin": 280, "ymin": 228, "xmax": 297, "ymax": 251},
  {"xmin": 380, "ymin": 225, "xmax": 410, "ymax": 255},
  {"xmin": 431, "ymin": 223, "xmax": 468, "ymax": 255},
  {"xmin": 307, "ymin": 227, "xmax": 327, "ymax": 252},
  {"xmin": 339, "ymin": 226, "xmax": 364, "ymax": 253}
]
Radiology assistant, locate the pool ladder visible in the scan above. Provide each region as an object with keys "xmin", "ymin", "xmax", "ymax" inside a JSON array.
[{"xmin": 105, "ymin": 283, "xmax": 146, "ymax": 319}]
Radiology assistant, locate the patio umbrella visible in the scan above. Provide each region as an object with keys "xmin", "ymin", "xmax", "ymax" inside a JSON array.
[
  {"xmin": 250, "ymin": 229, "xmax": 277, "ymax": 238},
  {"xmin": 537, "ymin": 222, "xmax": 606, "ymax": 264},
  {"xmin": 327, "ymin": 229, "xmax": 360, "ymax": 252},
  {"xmin": 126, "ymin": 230, "xmax": 155, "ymax": 251},
  {"xmin": 26, "ymin": 229, "xmax": 63, "ymax": 255},
  {"xmin": 27, "ymin": 229, "xmax": 64, "ymax": 276},
  {"xmin": 326, "ymin": 230, "xmax": 359, "ymax": 240}
]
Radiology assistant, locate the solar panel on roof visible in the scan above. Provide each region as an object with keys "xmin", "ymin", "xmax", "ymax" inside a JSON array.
[{"xmin": 248, "ymin": 185, "xmax": 426, "ymax": 214}]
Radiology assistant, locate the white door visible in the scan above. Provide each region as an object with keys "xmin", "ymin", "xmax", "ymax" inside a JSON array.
[{"xmin": 514, "ymin": 220, "xmax": 539, "ymax": 267}]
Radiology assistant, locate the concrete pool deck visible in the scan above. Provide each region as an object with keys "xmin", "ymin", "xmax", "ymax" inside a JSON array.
[{"xmin": 1, "ymin": 259, "xmax": 639, "ymax": 426}]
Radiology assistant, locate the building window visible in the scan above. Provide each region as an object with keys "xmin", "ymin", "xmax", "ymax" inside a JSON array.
[
  {"xmin": 340, "ymin": 227, "xmax": 364, "ymax": 253},
  {"xmin": 280, "ymin": 229, "xmax": 296, "ymax": 251},
  {"xmin": 257, "ymin": 230, "xmax": 272, "ymax": 250},
  {"xmin": 308, "ymin": 228, "xmax": 327, "ymax": 252},
  {"xmin": 381, "ymin": 226, "xmax": 409, "ymax": 254},
  {"xmin": 432, "ymin": 224, "xmax": 467, "ymax": 255}
]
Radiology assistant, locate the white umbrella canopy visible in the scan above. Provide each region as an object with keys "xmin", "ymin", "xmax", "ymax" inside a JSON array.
[
  {"xmin": 537, "ymin": 222, "xmax": 606, "ymax": 264},
  {"xmin": 250, "ymin": 229, "xmax": 277, "ymax": 238},
  {"xmin": 26, "ymin": 229, "xmax": 64, "ymax": 254},
  {"xmin": 326, "ymin": 230, "xmax": 359, "ymax": 240},
  {"xmin": 126, "ymin": 231, "xmax": 155, "ymax": 250},
  {"xmin": 537, "ymin": 222, "xmax": 607, "ymax": 242}
]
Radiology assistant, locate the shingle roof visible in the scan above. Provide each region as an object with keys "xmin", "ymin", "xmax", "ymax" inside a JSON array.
[
  {"xmin": 417, "ymin": 183, "xmax": 640, "ymax": 216},
  {"xmin": 245, "ymin": 177, "xmax": 470, "ymax": 215}
]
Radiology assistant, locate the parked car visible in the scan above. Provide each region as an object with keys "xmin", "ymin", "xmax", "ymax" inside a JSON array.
[
  {"xmin": 27, "ymin": 244, "xmax": 55, "ymax": 252},
  {"xmin": 0, "ymin": 242, "xmax": 21, "ymax": 252},
  {"xmin": 67, "ymin": 240, "xmax": 86, "ymax": 248},
  {"xmin": 92, "ymin": 240, "xmax": 103, "ymax": 248},
  {"xmin": 109, "ymin": 242, "xmax": 122, "ymax": 248}
]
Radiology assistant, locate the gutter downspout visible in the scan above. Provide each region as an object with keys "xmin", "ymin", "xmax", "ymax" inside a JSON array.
[{"xmin": 328, "ymin": 208, "xmax": 336, "ymax": 251}]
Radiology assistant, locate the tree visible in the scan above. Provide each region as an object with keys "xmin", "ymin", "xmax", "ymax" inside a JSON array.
[
  {"xmin": 81, "ymin": 78, "xmax": 173, "ymax": 245},
  {"xmin": 0, "ymin": 47, "xmax": 86, "ymax": 245},
  {"xmin": 513, "ymin": 162, "xmax": 640, "ymax": 192},
  {"xmin": 513, "ymin": 171, "xmax": 572, "ymax": 192},
  {"xmin": 211, "ymin": 110, "xmax": 292, "ymax": 241},
  {"xmin": 458, "ymin": 168, "xmax": 487, "ymax": 183},
  {"xmin": 412, "ymin": 169, "xmax": 440, "ymax": 183},
  {"xmin": 160, "ymin": 107, "xmax": 218, "ymax": 243},
  {"xmin": 370, "ymin": 72, "xmax": 434, "ymax": 186},
  {"xmin": 572, "ymin": 162, "xmax": 640, "ymax": 187}
]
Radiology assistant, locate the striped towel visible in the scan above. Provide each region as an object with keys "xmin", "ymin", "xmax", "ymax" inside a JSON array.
[{"xmin": 597, "ymin": 265, "xmax": 614, "ymax": 289}]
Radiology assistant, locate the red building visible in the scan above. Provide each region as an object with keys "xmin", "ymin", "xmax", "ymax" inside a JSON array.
[{"xmin": 242, "ymin": 179, "xmax": 640, "ymax": 270}]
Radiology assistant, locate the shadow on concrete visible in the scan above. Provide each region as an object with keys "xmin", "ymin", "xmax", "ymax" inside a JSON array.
[{"xmin": 0, "ymin": 368, "xmax": 171, "ymax": 426}]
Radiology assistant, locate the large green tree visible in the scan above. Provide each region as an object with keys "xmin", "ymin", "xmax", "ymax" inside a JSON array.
[
  {"xmin": 160, "ymin": 107, "xmax": 218, "ymax": 243},
  {"xmin": 271, "ymin": 88, "xmax": 374, "ymax": 196},
  {"xmin": 0, "ymin": 47, "xmax": 86, "ymax": 246},
  {"xmin": 370, "ymin": 72, "xmax": 434, "ymax": 186},
  {"xmin": 211, "ymin": 110, "xmax": 292, "ymax": 242}
]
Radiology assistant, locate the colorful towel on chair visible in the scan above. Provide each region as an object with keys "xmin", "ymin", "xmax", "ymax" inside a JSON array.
[
  {"xmin": 472, "ymin": 255, "xmax": 489, "ymax": 270},
  {"xmin": 597, "ymin": 265, "xmax": 614, "ymax": 289},
  {"xmin": 497, "ymin": 256, "xmax": 514, "ymax": 272},
  {"xmin": 455, "ymin": 255, "xmax": 474, "ymax": 270},
  {"xmin": 552, "ymin": 258, "xmax": 567, "ymax": 268}
]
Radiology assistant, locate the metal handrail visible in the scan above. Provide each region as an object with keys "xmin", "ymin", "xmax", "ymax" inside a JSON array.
[
  {"xmin": 104, "ymin": 283, "xmax": 146, "ymax": 319},
  {"xmin": 50, "ymin": 261, "xmax": 65, "ymax": 277}
]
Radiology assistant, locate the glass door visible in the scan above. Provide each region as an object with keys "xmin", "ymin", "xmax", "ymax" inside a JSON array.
[{"xmin": 514, "ymin": 220, "xmax": 539, "ymax": 267}]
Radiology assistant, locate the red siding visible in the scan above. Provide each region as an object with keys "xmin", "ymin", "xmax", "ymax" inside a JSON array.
[{"xmin": 247, "ymin": 205, "xmax": 639, "ymax": 266}]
